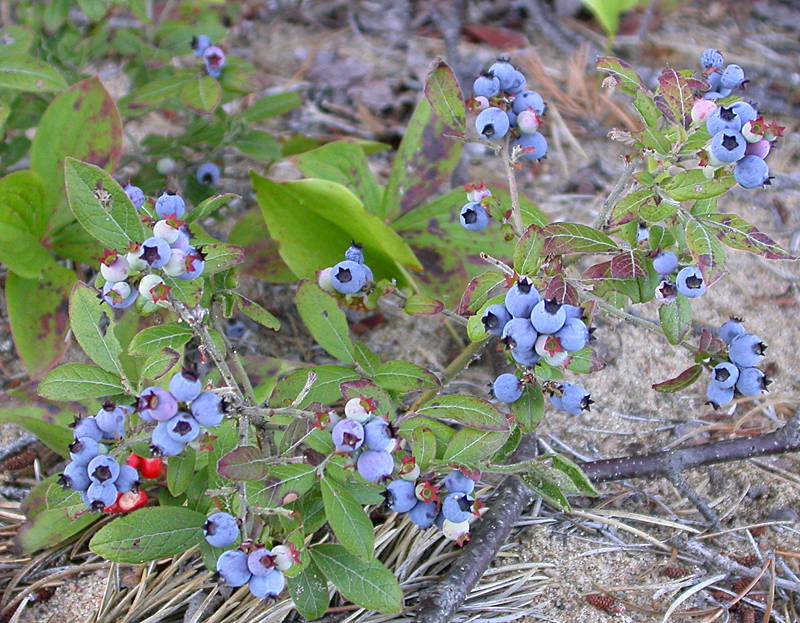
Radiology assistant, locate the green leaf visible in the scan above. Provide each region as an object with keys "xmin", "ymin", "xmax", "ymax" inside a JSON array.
[
  {"xmin": 520, "ymin": 468, "xmax": 570, "ymax": 511},
  {"xmin": 423, "ymin": 58, "xmax": 465, "ymax": 132},
  {"xmin": 89, "ymin": 507, "xmax": 206, "ymax": 563},
  {"xmin": 217, "ymin": 445, "xmax": 271, "ymax": 481},
  {"xmin": 180, "ymin": 76, "xmax": 222, "ymax": 114},
  {"xmin": 128, "ymin": 323, "xmax": 194, "ymax": 357},
  {"xmin": 6, "ymin": 266, "xmax": 75, "ymax": 377},
  {"xmin": 125, "ymin": 72, "xmax": 195, "ymax": 111},
  {"xmin": 167, "ymin": 447, "xmax": 196, "ymax": 496},
  {"xmin": 683, "ymin": 213, "xmax": 726, "ymax": 280},
  {"xmin": 457, "ymin": 271, "xmax": 506, "ymax": 315},
  {"xmin": 232, "ymin": 130, "xmax": 281, "ymax": 163},
  {"xmin": 514, "ymin": 225, "xmax": 545, "ymax": 275},
  {"xmin": 372, "ymin": 360, "xmax": 440, "ymax": 393},
  {"xmin": 416, "ymin": 395, "xmax": 507, "ymax": 431},
  {"xmin": 0, "ymin": 222, "xmax": 52, "ymax": 278},
  {"xmin": 252, "ymin": 175, "xmax": 422, "ymax": 284},
  {"xmin": 38, "ymin": 363, "xmax": 125, "ymax": 401},
  {"xmin": 551, "ymin": 455, "xmax": 598, "ymax": 497},
  {"xmin": 295, "ymin": 282, "xmax": 356, "ymax": 363},
  {"xmin": 658, "ymin": 296, "xmax": 691, "ymax": 345},
  {"xmin": 267, "ymin": 464, "xmax": 317, "ymax": 499},
  {"xmin": 662, "ymin": 170, "xmax": 735, "ymax": 201},
  {"xmin": 320, "ymin": 476, "xmax": 374, "ymax": 560},
  {"xmin": 162, "ymin": 274, "xmax": 203, "ymax": 306},
  {"xmin": 411, "ymin": 427, "xmax": 436, "ymax": 470},
  {"xmin": 443, "ymin": 428, "xmax": 508, "ymax": 466},
  {"xmin": 701, "ymin": 213, "xmax": 797, "ymax": 261},
  {"xmin": 0, "ymin": 27, "xmax": 34, "ymax": 57},
  {"xmin": 64, "ymin": 158, "xmax": 145, "ymax": 250},
  {"xmin": 186, "ymin": 193, "xmax": 239, "ymax": 223},
  {"xmin": 0, "ymin": 407, "xmax": 72, "ymax": 456},
  {"xmin": 140, "ymin": 347, "xmax": 181, "ymax": 382},
  {"xmin": 0, "ymin": 170, "xmax": 51, "ymax": 239},
  {"xmin": 269, "ymin": 366, "xmax": 361, "ymax": 408},
  {"xmin": 402, "ymin": 293, "xmax": 444, "ymax": 316},
  {"xmin": 352, "ymin": 342, "xmax": 380, "ymax": 377},
  {"xmin": 235, "ymin": 293, "xmax": 281, "ymax": 331},
  {"xmin": 69, "ymin": 282, "xmax": 124, "ymax": 376},
  {"xmin": 311, "ymin": 544, "xmax": 402, "ymax": 614},
  {"xmin": 287, "ymin": 559, "xmax": 330, "ymax": 621},
  {"xmin": 609, "ymin": 190, "xmax": 654, "ymax": 227},
  {"xmin": 512, "ymin": 383, "xmax": 545, "ymax": 433},
  {"xmin": 542, "ymin": 222, "xmax": 618, "ymax": 255},
  {"xmin": 199, "ymin": 242, "xmax": 245, "ymax": 275},
  {"xmin": 297, "ymin": 141, "xmax": 382, "ymax": 213},
  {"xmin": 596, "ymin": 55, "xmax": 646, "ymax": 94},
  {"xmin": 381, "ymin": 95, "xmax": 462, "ymax": 221},
  {"xmin": 652, "ymin": 364, "xmax": 703, "ymax": 393},
  {"xmin": 0, "ymin": 54, "xmax": 68, "ymax": 92},
  {"xmin": 32, "ymin": 78, "xmax": 123, "ymax": 206},
  {"xmin": 238, "ymin": 92, "xmax": 303, "ymax": 123}
]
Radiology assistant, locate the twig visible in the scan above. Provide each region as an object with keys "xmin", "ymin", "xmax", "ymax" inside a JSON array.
[
  {"xmin": 502, "ymin": 140, "xmax": 525, "ymax": 238},
  {"xmin": 665, "ymin": 469, "xmax": 721, "ymax": 531},
  {"xmin": 409, "ymin": 339, "xmax": 489, "ymax": 411},
  {"xmin": 592, "ymin": 161, "xmax": 635, "ymax": 230}
]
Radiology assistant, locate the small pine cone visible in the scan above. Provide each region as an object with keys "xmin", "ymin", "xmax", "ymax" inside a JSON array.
[
  {"xmin": 733, "ymin": 554, "xmax": 759, "ymax": 567},
  {"xmin": 738, "ymin": 606, "xmax": 756, "ymax": 623},
  {"xmin": 585, "ymin": 593, "xmax": 625, "ymax": 615},
  {"xmin": 732, "ymin": 577, "xmax": 755, "ymax": 596},
  {"xmin": 0, "ymin": 447, "xmax": 37, "ymax": 472},
  {"xmin": 710, "ymin": 589, "xmax": 733, "ymax": 602},
  {"xmin": 660, "ymin": 565, "xmax": 689, "ymax": 579}
]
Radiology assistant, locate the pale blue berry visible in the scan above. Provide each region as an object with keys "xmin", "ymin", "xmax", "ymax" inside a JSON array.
[{"xmin": 204, "ymin": 512, "xmax": 239, "ymax": 548}]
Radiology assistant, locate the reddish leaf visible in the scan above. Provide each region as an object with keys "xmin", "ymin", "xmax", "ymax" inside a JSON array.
[
  {"xmin": 457, "ymin": 271, "xmax": 506, "ymax": 315},
  {"xmin": 583, "ymin": 261, "xmax": 611, "ymax": 280},
  {"xmin": 544, "ymin": 275, "xmax": 578, "ymax": 305},
  {"xmin": 654, "ymin": 69, "xmax": 703, "ymax": 129},
  {"xmin": 701, "ymin": 213, "xmax": 797, "ymax": 261},
  {"xmin": 462, "ymin": 24, "xmax": 530, "ymax": 48},
  {"xmin": 652, "ymin": 364, "xmax": 704, "ymax": 393},
  {"xmin": 610, "ymin": 251, "xmax": 646, "ymax": 279}
]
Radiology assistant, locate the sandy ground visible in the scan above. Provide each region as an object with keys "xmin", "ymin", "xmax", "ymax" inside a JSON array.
[{"xmin": 2, "ymin": 1, "xmax": 800, "ymax": 622}]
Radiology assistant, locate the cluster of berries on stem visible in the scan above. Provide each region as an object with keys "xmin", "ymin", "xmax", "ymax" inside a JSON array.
[
  {"xmin": 318, "ymin": 244, "xmax": 375, "ymax": 296},
  {"xmin": 706, "ymin": 319, "xmax": 770, "ymax": 409}
]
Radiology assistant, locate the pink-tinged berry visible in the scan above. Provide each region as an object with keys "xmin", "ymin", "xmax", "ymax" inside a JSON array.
[
  {"xmin": 516, "ymin": 109, "xmax": 540, "ymax": 134},
  {"xmin": 163, "ymin": 249, "xmax": 187, "ymax": 277},
  {"xmin": 102, "ymin": 281, "xmax": 137, "ymax": 309},
  {"xmin": 126, "ymin": 243, "xmax": 148, "ymax": 273},
  {"xmin": 317, "ymin": 267, "xmax": 334, "ymax": 292},
  {"xmin": 203, "ymin": 46, "xmax": 226, "ymax": 78},
  {"xmin": 153, "ymin": 219, "xmax": 181, "ymax": 243},
  {"xmin": 138, "ymin": 274, "xmax": 166, "ymax": 304},
  {"xmin": 137, "ymin": 387, "xmax": 178, "ymax": 422},
  {"xmin": 691, "ymin": 99, "xmax": 716, "ymax": 124},
  {"xmin": 99, "ymin": 250, "xmax": 130, "ymax": 283},
  {"xmin": 464, "ymin": 183, "xmax": 491, "ymax": 203},
  {"xmin": 744, "ymin": 139, "xmax": 770, "ymax": 160}
]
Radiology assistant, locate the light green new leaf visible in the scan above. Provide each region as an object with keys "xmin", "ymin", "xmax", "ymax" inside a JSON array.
[
  {"xmin": 0, "ymin": 54, "xmax": 68, "ymax": 92},
  {"xmin": 295, "ymin": 281, "xmax": 355, "ymax": 363}
]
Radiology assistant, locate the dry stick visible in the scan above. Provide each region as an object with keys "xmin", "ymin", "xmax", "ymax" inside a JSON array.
[
  {"xmin": 592, "ymin": 160, "xmax": 635, "ymax": 230},
  {"xmin": 415, "ymin": 411, "xmax": 800, "ymax": 623},
  {"xmin": 502, "ymin": 140, "xmax": 525, "ymax": 238}
]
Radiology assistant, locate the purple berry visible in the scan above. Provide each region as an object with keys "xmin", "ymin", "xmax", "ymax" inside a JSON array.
[
  {"xmin": 154, "ymin": 192, "xmax": 186, "ymax": 219},
  {"xmin": 408, "ymin": 499, "xmax": 438, "ymax": 528},
  {"xmin": 653, "ymin": 251, "xmax": 678, "ymax": 275},
  {"xmin": 504, "ymin": 277, "xmax": 540, "ymax": 318},
  {"xmin": 115, "ymin": 464, "xmax": 140, "ymax": 493},
  {"xmin": 386, "ymin": 479, "xmax": 417, "ymax": 513},
  {"xmin": 190, "ymin": 391, "xmax": 224, "ymax": 427},
  {"xmin": 475, "ymin": 107, "xmax": 510, "ymax": 141},
  {"xmin": 492, "ymin": 373, "xmax": 522, "ymax": 404},
  {"xmin": 150, "ymin": 422, "xmax": 186, "ymax": 457},
  {"xmin": 216, "ymin": 550, "xmax": 251, "ymax": 587},
  {"xmin": 356, "ymin": 450, "xmax": 394, "ymax": 483},
  {"xmin": 69, "ymin": 436, "xmax": 100, "ymax": 465},
  {"xmin": 332, "ymin": 419, "xmax": 365, "ymax": 453},
  {"xmin": 729, "ymin": 333, "xmax": 766, "ymax": 368},
  {"xmin": 204, "ymin": 512, "xmax": 239, "ymax": 548},
  {"xmin": 86, "ymin": 481, "xmax": 117, "ymax": 511},
  {"xmin": 249, "ymin": 569, "xmax": 285, "ymax": 600},
  {"xmin": 444, "ymin": 470, "xmax": 475, "ymax": 495},
  {"xmin": 442, "ymin": 492, "xmax": 473, "ymax": 523},
  {"xmin": 364, "ymin": 419, "xmax": 394, "ymax": 452},
  {"xmin": 481, "ymin": 304, "xmax": 511, "ymax": 337},
  {"xmin": 87, "ymin": 455, "xmax": 120, "ymax": 484},
  {"xmin": 166, "ymin": 413, "xmax": 201, "ymax": 444},
  {"xmin": 62, "ymin": 461, "xmax": 91, "ymax": 491},
  {"xmin": 137, "ymin": 387, "xmax": 178, "ymax": 422}
]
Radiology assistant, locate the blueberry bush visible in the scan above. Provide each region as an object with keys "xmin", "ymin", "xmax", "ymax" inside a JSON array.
[{"xmin": 1, "ymin": 4, "xmax": 798, "ymax": 619}]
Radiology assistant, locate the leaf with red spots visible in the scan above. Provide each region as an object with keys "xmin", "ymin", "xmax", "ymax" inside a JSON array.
[
  {"xmin": 610, "ymin": 250, "xmax": 646, "ymax": 279},
  {"xmin": 652, "ymin": 364, "xmax": 703, "ymax": 393},
  {"xmin": 655, "ymin": 68, "xmax": 706, "ymax": 128},
  {"xmin": 6, "ymin": 265, "xmax": 75, "ymax": 378},
  {"xmin": 457, "ymin": 271, "xmax": 506, "ymax": 315},
  {"xmin": 31, "ymin": 77, "xmax": 122, "ymax": 205},
  {"xmin": 544, "ymin": 274, "xmax": 578, "ymax": 305},
  {"xmin": 596, "ymin": 56, "xmax": 647, "ymax": 96},
  {"xmin": 701, "ymin": 213, "xmax": 797, "ymax": 261},
  {"xmin": 542, "ymin": 222, "xmax": 618, "ymax": 256},
  {"xmin": 423, "ymin": 59, "xmax": 465, "ymax": 133}
]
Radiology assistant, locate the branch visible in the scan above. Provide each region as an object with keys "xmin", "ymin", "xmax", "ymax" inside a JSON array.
[
  {"xmin": 502, "ymin": 139, "xmax": 525, "ymax": 238},
  {"xmin": 415, "ymin": 411, "xmax": 800, "ymax": 623},
  {"xmin": 592, "ymin": 161, "xmax": 635, "ymax": 230}
]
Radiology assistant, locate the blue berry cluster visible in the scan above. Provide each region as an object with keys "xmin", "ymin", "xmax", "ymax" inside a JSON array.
[
  {"xmin": 472, "ymin": 58, "xmax": 548, "ymax": 161},
  {"xmin": 138, "ymin": 371, "xmax": 225, "ymax": 457},
  {"xmin": 328, "ymin": 397, "xmax": 396, "ymax": 482},
  {"xmin": 653, "ymin": 253, "xmax": 707, "ymax": 301},
  {"xmin": 694, "ymin": 50, "xmax": 783, "ymax": 190},
  {"xmin": 319, "ymin": 244, "xmax": 374, "ymax": 296},
  {"xmin": 387, "ymin": 468, "xmax": 479, "ymax": 543},
  {"xmin": 706, "ymin": 319, "xmax": 770, "ymax": 409},
  {"xmin": 206, "ymin": 511, "xmax": 298, "ymax": 600},
  {"xmin": 191, "ymin": 34, "xmax": 226, "ymax": 78},
  {"xmin": 100, "ymin": 188, "xmax": 205, "ymax": 310},
  {"xmin": 61, "ymin": 404, "xmax": 140, "ymax": 511},
  {"xmin": 459, "ymin": 183, "xmax": 493, "ymax": 232}
]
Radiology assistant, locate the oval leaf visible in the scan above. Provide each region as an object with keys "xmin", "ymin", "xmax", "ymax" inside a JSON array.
[
  {"xmin": 320, "ymin": 476, "xmax": 374, "ymax": 560},
  {"xmin": 38, "ymin": 363, "xmax": 125, "ymax": 401},
  {"xmin": 296, "ymin": 282, "xmax": 355, "ymax": 363}
]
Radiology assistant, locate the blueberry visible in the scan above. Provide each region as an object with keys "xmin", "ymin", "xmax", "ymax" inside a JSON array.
[
  {"xmin": 703, "ymin": 89, "xmax": 731, "ymax": 101},
  {"xmin": 178, "ymin": 248, "xmax": 206, "ymax": 281},
  {"xmin": 190, "ymin": 392, "xmax": 224, "ymax": 427},
  {"xmin": 700, "ymin": 49, "xmax": 724, "ymax": 70},
  {"xmin": 356, "ymin": 450, "xmax": 394, "ymax": 483},
  {"xmin": 710, "ymin": 130, "xmax": 746, "ymax": 164},
  {"xmin": 196, "ymin": 162, "xmax": 220, "ymax": 186},
  {"xmin": 150, "ymin": 422, "xmax": 186, "ymax": 457},
  {"xmin": 473, "ymin": 73, "xmax": 500, "ymax": 98},
  {"xmin": 444, "ymin": 470, "xmax": 475, "ymax": 495},
  {"xmin": 481, "ymin": 303, "xmax": 512, "ymax": 337},
  {"xmin": 364, "ymin": 419, "xmax": 394, "ymax": 452},
  {"xmin": 530, "ymin": 299, "xmax": 566, "ymax": 334},
  {"xmin": 492, "ymin": 373, "xmax": 522, "ymax": 404},
  {"xmin": 501, "ymin": 318, "xmax": 538, "ymax": 352},
  {"xmin": 95, "ymin": 403, "xmax": 127, "ymax": 439},
  {"xmin": 442, "ymin": 492, "xmax": 473, "ymax": 523},
  {"xmin": 555, "ymin": 317, "xmax": 589, "ymax": 352},
  {"xmin": 138, "ymin": 236, "xmax": 172, "ymax": 269},
  {"xmin": 102, "ymin": 280, "xmax": 138, "ymax": 309},
  {"xmin": 720, "ymin": 64, "xmax": 745, "ymax": 89},
  {"xmin": 169, "ymin": 371, "xmax": 202, "ymax": 403},
  {"xmin": 86, "ymin": 481, "xmax": 117, "ymax": 511},
  {"xmin": 460, "ymin": 202, "xmax": 490, "ymax": 232},
  {"xmin": 506, "ymin": 70, "xmax": 527, "ymax": 95},
  {"xmin": 204, "ymin": 512, "xmax": 239, "ymax": 548},
  {"xmin": 69, "ymin": 436, "xmax": 101, "ymax": 465},
  {"xmin": 712, "ymin": 362, "xmax": 739, "ymax": 389},
  {"xmin": 216, "ymin": 550, "xmax": 251, "ymax": 587},
  {"xmin": 552, "ymin": 383, "xmax": 592, "ymax": 416},
  {"xmin": 171, "ymin": 230, "xmax": 191, "ymax": 252},
  {"xmin": 331, "ymin": 419, "xmax": 365, "ymax": 453},
  {"xmin": 731, "ymin": 101, "xmax": 758, "ymax": 125},
  {"xmin": 62, "ymin": 461, "xmax": 91, "ymax": 491},
  {"xmin": 512, "ymin": 132, "xmax": 548, "ymax": 161},
  {"xmin": 744, "ymin": 138, "xmax": 770, "ymax": 159},
  {"xmin": 516, "ymin": 109, "xmax": 540, "ymax": 134},
  {"xmin": 408, "ymin": 499, "xmax": 438, "ymax": 528},
  {"xmin": 344, "ymin": 243, "xmax": 364, "ymax": 264},
  {"xmin": 72, "ymin": 416, "xmax": 103, "ymax": 442},
  {"xmin": 734, "ymin": 155, "xmax": 769, "ymax": 189},
  {"xmin": 475, "ymin": 107, "xmax": 510, "ymax": 141},
  {"xmin": 192, "ymin": 34, "xmax": 212, "ymax": 57},
  {"xmin": 166, "ymin": 413, "xmax": 201, "ymax": 443},
  {"xmin": 248, "ymin": 547, "xmax": 277, "ymax": 577},
  {"xmin": 434, "ymin": 512, "xmax": 445, "ymax": 531},
  {"xmin": 154, "ymin": 192, "xmax": 186, "ymax": 219},
  {"xmin": 510, "ymin": 347, "xmax": 540, "ymax": 367},
  {"xmin": 504, "ymin": 277, "xmax": 540, "ymax": 318},
  {"xmin": 512, "ymin": 90, "xmax": 545, "ymax": 115},
  {"xmin": 115, "ymin": 464, "xmax": 140, "ymax": 493},
  {"xmin": 729, "ymin": 333, "xmax": 766, "ymax": 368},
  {"xmin": 331, "ymin": 260, "xmax": 366, "ymax": 295},
  {"xmin": 719, "ymin": 319, "xmax": 745, "ymax": 344},
  {"xmin": 86, "ymin": 455, "xmax": 119, "ymax": 484},
  {"xmin": 203, "ymin": 46, "xmax": 226, "ymax": 78},
  {"xmin": 637, "ymin": 223, "xmax": 649, "ymax": 244},
  {"xmin": 653, "ymin": 251, "xmax": 678, "ymax": 275},
  {"xmin": 706, "ymin": 105, "xmax": 743, "ymax": 135},
  {"xmin": 249, "ymin": 569, "xmax": 285, "ymax": 600},
  {"xmin": 563, "ymin": 304, "xmax": 583, "ymax": 320},
  {"xmin": 137, "ymin": 387, "xmax": 178, "ymax": 422},
  {"xmin": 124, "ymin": 184, "xmax": 145, "ymax": 210},
  {"xmin": 488, "ymin": 59, "xmax": 516, "ymax": 91},
  {"xmin": 706, "ymin": 381, "xmax": 734, "ymax": 409},
  {"xmin": 386, "ymin": 479, "xmax": 417, "ymax": 513},
  {"xmin": 735, "ymin": 367, "xmax": 769, "ymax": 396},
  {"xmin": 506, "ymin": 110, "xmax": 517, "ymax": 127},
  {"xmin": 675, "ymin": 266, "xmax": 706, "ymax": 298}
]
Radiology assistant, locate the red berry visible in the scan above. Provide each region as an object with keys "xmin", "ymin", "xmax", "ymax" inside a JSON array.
[
  {"xmin": 118, "ymin": 490, "xmax": 149, "ymax": 513},
  {"xmin": 139, "ymin": 457, "xmax": 164, "ymax": 479},
  {"xmin": 126, "ymin": 454, "xmax": 143, "ymax": 469},
  {"xmin": 103, "ymin": 493, "xmax": 123, "ymax": 514}
]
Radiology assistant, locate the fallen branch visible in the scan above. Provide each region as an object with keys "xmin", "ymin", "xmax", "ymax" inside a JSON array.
[{"xmin": 415, "ymin": 410, "xmax": 800, "ymax": 623}]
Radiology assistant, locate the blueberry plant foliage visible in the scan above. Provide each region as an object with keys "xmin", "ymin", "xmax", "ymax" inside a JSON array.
[{"xmin": 1, "ymin": 17, "xmax": 797, "ymax": 618}]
